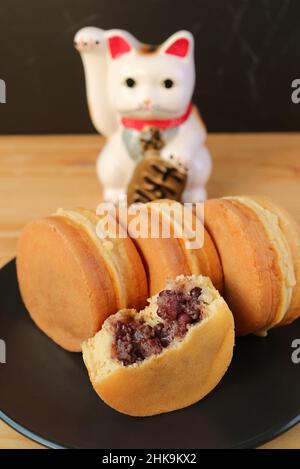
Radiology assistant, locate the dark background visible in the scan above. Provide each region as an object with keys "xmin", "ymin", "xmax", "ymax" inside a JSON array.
[{"xmin": 0, "ymin": 0, "xmax": 299, "ymax": 134}]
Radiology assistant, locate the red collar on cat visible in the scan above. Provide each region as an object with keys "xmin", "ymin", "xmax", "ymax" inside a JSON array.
[{"xmin": 121, "ymin": 102, "xmax": 193, "ymax": 131}]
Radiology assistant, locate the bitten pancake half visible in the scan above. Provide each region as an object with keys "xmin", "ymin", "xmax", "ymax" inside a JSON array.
[
  {"xmin": 121, "ymin": 199, "xmax": 223, "ymax": 296},
  {"xmin": 204, "ymin": 196, "xmax": 300, "ymax": 336},
  {"xmin": 17, "ymin": 208, "xmax": 148, "ymax": 352},
  {"xmin": 82, "ymin": 274, "xmax": 234, "ymax": 417}
]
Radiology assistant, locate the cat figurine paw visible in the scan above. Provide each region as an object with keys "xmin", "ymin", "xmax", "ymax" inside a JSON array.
[
  {"xmin": 74, "ymin": 28, "xmax": 211, "ymax": 203},
  {"xmin": 74, "ymin": 27, "xmax": 105, "ymax": 52}
]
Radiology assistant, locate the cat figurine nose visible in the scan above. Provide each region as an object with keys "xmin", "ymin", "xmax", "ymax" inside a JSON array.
[{"xmin": 143, "ymin": 99, "xmax": 152, "ymax": 107}]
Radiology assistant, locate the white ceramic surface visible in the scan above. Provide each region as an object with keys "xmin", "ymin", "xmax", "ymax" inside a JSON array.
[{"xmin": 74, "ymin": 27, "xmax": 211, "ymax": 203}]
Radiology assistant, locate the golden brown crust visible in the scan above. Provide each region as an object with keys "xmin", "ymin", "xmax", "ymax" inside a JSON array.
[
  {"xmin": 85, "ymin": 299, "xmax": 234, "ymax": 416},
  {"xmin": 17, "ymin": 212, "xmax": 148, "ymax": 352},
  {"xmin": 127, "ymin": 222, "xmax": 191, "ymax": 296},
  {"xmin": 125, "ymin": 200, "xmax": 223, "ymax": 295},
  {"xmin": 178, "ymin": 229, "xmax": 223, "ymax": 294},
  {"xmin": 78, "ymin": 209, "xmax": 148, "ymax": 311},
  {"xmin": 204, "ymin": 198, "xmax": 282, "ymax": 335},
  {"xmin": 250, "ymin": 196, "xmax": 300, "ymax": 326},
  {"xmin": 191, "ymin": 206, "xmax": 223, "ymax": 293},
  {"xmin": 17, "ymin": 216, "xmax": 115, "ymax": 351}
]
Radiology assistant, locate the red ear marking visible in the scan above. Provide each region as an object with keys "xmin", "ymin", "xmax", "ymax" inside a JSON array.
[
  {"xmin": 165, "ymin": 38, "xmax": 189, "ymax": 57},
  {"xmin": 108, "ymin": 36, "xmax": 131, "ymax": 59}
]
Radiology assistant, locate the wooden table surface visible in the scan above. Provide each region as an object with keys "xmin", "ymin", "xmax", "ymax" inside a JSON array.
[{"xmin": 0, "ymin": 133, "xmax": 299, "ymax": 449}]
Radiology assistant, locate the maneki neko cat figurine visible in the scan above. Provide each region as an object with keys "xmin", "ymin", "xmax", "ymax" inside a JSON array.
[{"xmin": 74, "ymin": 27, "xmax": 211, "ymax": 203}]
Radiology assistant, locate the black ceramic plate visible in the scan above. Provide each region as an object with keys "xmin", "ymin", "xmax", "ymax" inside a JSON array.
[{"xmin": 0, "ymin": 260, "xmax": 300, "ymax": 449}]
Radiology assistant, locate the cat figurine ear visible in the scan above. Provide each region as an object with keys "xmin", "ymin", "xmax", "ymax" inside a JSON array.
[
  {"xmin": 106, "ymin": 30, "xmax": 139, "ymax": 59},
  {"xmin": 160, "ymin": 30, "xmax": 194, "ymax": 58}
]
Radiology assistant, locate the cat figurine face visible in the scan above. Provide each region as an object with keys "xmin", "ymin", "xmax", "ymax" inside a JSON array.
[{"xmin": 106, "ymin": 31, "xmax": 195, "ymax": 120}]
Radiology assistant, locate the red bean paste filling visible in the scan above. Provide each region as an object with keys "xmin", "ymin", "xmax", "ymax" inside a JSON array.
[{"xmin": 113, "ymin": 286, "xmax": 205, "ymax": 366}]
